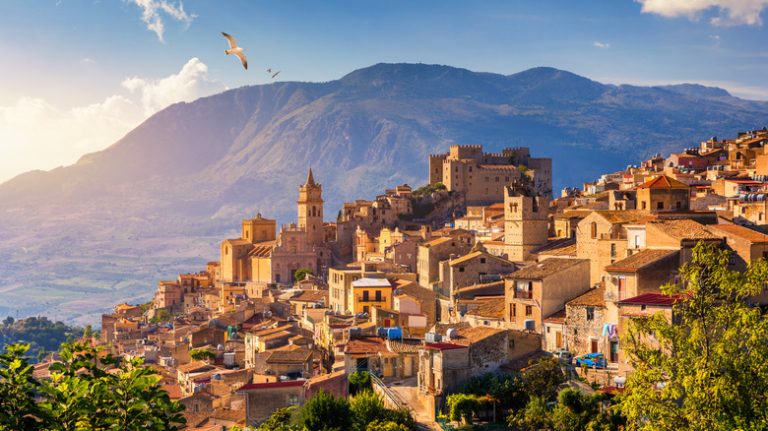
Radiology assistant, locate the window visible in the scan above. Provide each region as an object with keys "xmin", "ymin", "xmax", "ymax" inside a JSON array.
[
  {"xmin": 676, "ymin": 201, "xmax": 682, "ymax": 209},
  {"xmin": 590, "ymin": 222, "xmax": 597, "ymax": 239},
  {"xmin": 641, "ymin": 304, "xmax": 647, "ymax": 311},
  {"xmin": 657, "ymin": 201, "xmax": 664, "ymax": 210},
  {"xmin": 459, "ymin": 266, "xmax": 466, "ymax": 273},
  {"xmin": 525, "ymin": 305, "xmax": 533, "ymax": 316},
  {"xmin": 586, "ymin": 307, "xmax": 595, "ymax": 321},
  {"xmin": 375, "ymin": 290, "xmax": 382, "ymax": 301},
  {"xmin": 510, "ymin": 304, "xmax": 516, "ymax": 318},
  {"xmin": 363, "ymin": 306, "xmax": 370, "ymax": 314},
  {"xmin": 480, "ymin": 258, "xmax": 486, "ymax": 264},
  {"xmin": 546, "ymin": 327, "xmax": 550, "ymax": 334},
  {"xmin": 610, "ymin": 244, "xmax": 616, "ymax": 258},
  {"xmin": 641, "ymin": 201, "xmax": 647, "ymax": 210},
  {"xmin": 363, "ymin": 291, "xmax": 369, "ymax": 301}
]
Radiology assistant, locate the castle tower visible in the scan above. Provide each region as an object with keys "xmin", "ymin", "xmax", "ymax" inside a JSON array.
[
  {"xmin": 298, "ymin": 168, "xmax": 324, "ymax": 246},
  {"xmin": 504, "ymin": 182, "xmax": 549, "ymax": 262}
]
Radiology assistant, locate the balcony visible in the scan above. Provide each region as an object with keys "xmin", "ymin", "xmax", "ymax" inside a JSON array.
[
  {"xmin": 357, "ymin": 296, "xmax": 384, "ymax": 303},
  {"xmin": 515, "ymin": 290, "xmax": 533, "ymax": 299}
]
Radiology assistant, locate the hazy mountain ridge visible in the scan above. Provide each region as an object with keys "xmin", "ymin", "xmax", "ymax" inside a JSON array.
[{"xmin": 1, "ymin": 62, "xmax": 767, "ymax": 324}]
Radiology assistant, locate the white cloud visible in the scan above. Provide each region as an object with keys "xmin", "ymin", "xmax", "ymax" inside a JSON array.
[
  {"xmin": 121, "ymin": 57, "xmax": 222, "ymax": 115},
  {"xmin": 128, "ymin": 0, "xmax": 195, "ymax": 42},
  {"xmin": 593, "ymin": 41, "xmax": 611, "ymax": 49},
  {"xmin": 0, "ymin": 58, "xmax": 224, "ymax": 183},
  {"xmin": 636, "ymin": 0, "xmax": 768, "ymax": 26}
]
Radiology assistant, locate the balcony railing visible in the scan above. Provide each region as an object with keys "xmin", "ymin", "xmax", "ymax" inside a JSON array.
[
  {"xmin": 515, "ymin": 290, "xmax": 533, "ymax": 299},
  {"xmin": 357, "ymin": 296, "xmax": 384, "ymax": 303}
]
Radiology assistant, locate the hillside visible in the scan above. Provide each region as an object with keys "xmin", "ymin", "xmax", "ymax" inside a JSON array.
[{"xmin": 1, "ymin": 62, "xmax": 767, "ymax": 324}]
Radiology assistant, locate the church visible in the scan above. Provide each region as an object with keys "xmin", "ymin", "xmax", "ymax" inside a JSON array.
[{"xmin": 219, "ymin": 169, "xmax": 332, "ymax": 285}]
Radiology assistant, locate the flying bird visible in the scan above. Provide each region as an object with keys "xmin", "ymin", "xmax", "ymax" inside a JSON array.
[
  {"xmin": 267, "ymin": 68, "xmax": 281, "ymax": 79},
  {"xmin": 222, "ymin": 32, "xmax": 247, "ymax": 70}
]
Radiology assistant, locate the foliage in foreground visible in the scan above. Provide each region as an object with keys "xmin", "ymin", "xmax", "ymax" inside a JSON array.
[
  {"xmin": 0, "ymin": 341, "xmax": 185, "ymax": 431},
  {"xmin": 259, "ymin": 389, "xmax": 414, "ymax": 431},
  {"xmin": 621, "ymin": 242, "xmax": 768, "ymax": 431}
]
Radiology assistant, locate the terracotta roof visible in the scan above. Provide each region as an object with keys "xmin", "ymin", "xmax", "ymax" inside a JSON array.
[
  {"xmin": 707, "ymin": 224, "xmax": 768, "ymax": 244},
  {"xmin": 594, "ymin": 210, "xmax": 657, "ymax": 225},
  {"xmin": 344, "ymin": 336, "xmax": 389, "ymax": 355},
  {"xmin": 533, "ymin": 238, "xmax": 577, "ymax": 256},
  {"xmin": 249, "ymin": 241, "xmax": 276, "ymax": 258},
  {"xmin": 543, "ymin": 308, "xmax": 566, "ymax": 324},
  {"xmin": 421, "ymin": 237, "xmax": 454, "ymax": 248},
  {"xmin": 161, "ymin": 384, "xmax": 183, "ymax": 400},
  {"xmin": 637, "ymin": 175, "xmax": 690, "ymax": 189},
  {"xmin": 177, "ymin": 361, "xmax": 217, "ymax": 374},
  {"xmin": 618, "ymin": 292, "xmax": 685, "ymax": 306},
  {"xmin": 647, "ymin": 219, "xmax": 720, "ymax": 241},
  {"xmin": 237, "ymin": 380, "xmax": 305, "ymax": 392},
  {"xmin": 423, "ymin": 342, "xmax": 467, "ymax": 351},
  {"xmin": 453, "ymin": 326, "xmax": 506, "ymax": 346},
  {"xmin": 464, "ymin": 298, "xmax": 505, "ymax": 319},
  {"xmin": 554, "ymin": 210, "xmax": 593, "ymax": 220},
  {"xmin": 508, "ymin": 258, "xmax": 588, "ymax": 280},
  {"xmin": 567, "ymin": 285, "xmax": 605, "ymax": 308},
  {"xmin": 449, "ymin": 250, "xmax": 514, "ymax": 267},
  {"xmin": 605, "ymin": 249, "xmax": 678, "ymax": 273},
  {"xmin": 290, "ymin": 289, "xmax": 328, "ymax": 303}
]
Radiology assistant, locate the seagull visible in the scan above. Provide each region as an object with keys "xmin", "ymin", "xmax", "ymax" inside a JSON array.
[
  {"xmin": 267, "ymin": 68, "xmax": 281, "ymax": 79},
  {"xmin": 222, "ymin": 32, "xmax": 247, "ymax": 70}
]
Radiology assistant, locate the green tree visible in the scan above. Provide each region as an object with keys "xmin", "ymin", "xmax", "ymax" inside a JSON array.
[
  {"xmin": 37, "ymin": 341, "xmax": 185, "ymax": 431},
  {"xmin": 256, "ymin": 406, "xmax": 301, "ymax": 431},
  {"xmin": 521, "ymin": 358, "xmax": 565, "ymax": 401},
  {"xmin": 294, "ymin": 268, "xmax": 313, "ymax": 283},
  {"xmin": 550, "ymin": 388, "xmax": 600, "ymax": 431},
  {"xmin": 189, "ymin": 348, "xmax": 216, "ymax": 361},
  {"xmin": 621, "ymin": 242, "xmax": 768, "ymax": 430},
  {"xmin": 0, "ymin": 344, "xmax": 41, "ymax": 431},
  {"xmin": 460, "ymin": 372, "xmax": 528, "ymax": 413},
  {"xmin": 446, "ymin": 393, "xmax": 487, "ymax": 425},
  {"xmin": 350, "ymin": 390, "xmax": 388, "ymax": 431},
  {"xmin": 348, "ymin": 370, "xmax": 372, "ymax": 394},
  {"xmin": 300, "ymin": 390, "xmax": 352, "ymax": 431},
  {"xmin": 150, "ymin": 309, "xmax": 171, "ymax": 324},
  {"xmin": 507, "ymin": 396, "xmax": 552, "ymax": 431}
]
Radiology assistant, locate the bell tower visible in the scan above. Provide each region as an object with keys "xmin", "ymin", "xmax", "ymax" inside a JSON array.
[
  {"xmin": 504, "ymin": 181, "xmax": 549, "ymax": 262},
  {"xmin": 298, "ymin": 168, "xmax": 324, "ymax": 246}
]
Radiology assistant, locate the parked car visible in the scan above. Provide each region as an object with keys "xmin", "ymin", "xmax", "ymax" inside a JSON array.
[
  {"xmin": 575, "ymin": 352, "xmax": 607, "ymax": 369},
  {"xmin": 553, "ymin": 349, "xmax": 573, "ymax": 364}
]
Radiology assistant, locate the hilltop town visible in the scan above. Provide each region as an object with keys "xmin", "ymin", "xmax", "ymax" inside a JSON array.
[{"xmin": 46, "ymin": 128, "xmax": 768, "ymax": 429}]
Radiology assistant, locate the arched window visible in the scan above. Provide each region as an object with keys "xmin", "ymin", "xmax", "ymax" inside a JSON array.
[{"xmin": 590, "ymin": 222, "xmax": 597, "ymax": 239}]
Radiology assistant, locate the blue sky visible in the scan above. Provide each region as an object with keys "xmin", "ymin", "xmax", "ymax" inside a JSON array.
[{"xmin": 0, "ymin": 0, "xmax": 767, "ymax": 182}]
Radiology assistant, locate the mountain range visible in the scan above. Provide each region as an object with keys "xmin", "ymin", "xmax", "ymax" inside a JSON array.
[{"xmin": 1, "ymin": 62, "xmax": 767, "ymax": 324}]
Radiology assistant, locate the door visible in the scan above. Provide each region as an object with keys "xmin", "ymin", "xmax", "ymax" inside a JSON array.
[
  {"xmin": 591, "ymin": 339, "xmax": 599, "ymax": 353},
  {"xmin": 555, "ymin": 331, "xmax": 563, "ymax": 349},
  {"xmin": 610, "ymin": 341, "xmax": 619, "ymax": 363},
  {"xmin": 404, "ymin": 356, "xmax": 413, "ymax": 376}
]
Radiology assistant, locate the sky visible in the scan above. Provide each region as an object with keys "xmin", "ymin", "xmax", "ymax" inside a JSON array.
[{"xmin": 1, "ymin": 0, "xmax": 767, "ymax": 183}]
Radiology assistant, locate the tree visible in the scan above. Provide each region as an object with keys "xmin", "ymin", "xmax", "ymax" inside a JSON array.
[
  {"xmin": 294, "ymin": 268, "xmax": 313, "ymax": 283},
  {"xmin": 189, "ymin": 348, "xmax": 216, "ymax": 361},
  {"xmin": 621, "ymin": 242, "xmax": 768, "ymax": 430},
  {"xmin": 446, "ymin": 393, "xmax": 487, "ymax": 425},
  {"xmin": 0, "ymin": 344, "xmax": 41, "ymax": 431},
  {"xmin": 300, "ymin": 390, "xmax": 353, "ymax": 431},
  {"xmin": 507, "ymin": 396, "xmax": 552, "ymax": 431},
  {"xmin": 150, "ymin": 309, "xmax": 171, "ymax": 324},
  {"xmin": 460, "ymin": 372, "xmax": 528, "ymax": 413},
  {"xmin": 348, "ymin": 370, "xmax": 372, "ymax": 394},
  {"xmin": 521, "ymin": 358, "xmax": 565, "ymax": 401},
  {"xmin": 256, "ymin": 406, "xmax": 301, "ymax": 431},
  {"xmin": 350, "ymin": 390, "xmax": 388, "ymax": 431},
  {"xmin": 550, "ymin": 388, "xmax": 601, "ymax": 431},
  {"xmin": 366, "ymin": 420, "xmax": 410, "ymax": 431}
]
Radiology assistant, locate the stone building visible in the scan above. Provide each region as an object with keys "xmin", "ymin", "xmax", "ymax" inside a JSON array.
[
  {"xmin": 706, "ymin": 224, "xmax": 768, "ymax": 272},
  {"xmin": 576, "ymin": 210, "xmax": 657, "ymax": 285},
  {"xmin": 503, "ymin": 182, "xmax": 549, "ymax": 262},
  {"xmin": 428, "ymin": 144, "xmax": 552, "ymax": 205},
  {"xmin": 219, "ymin": 170, "xmax": 332, "ymax": 286},
  {"xmin": 563, "ymin": 285, "xmax": 612, "ymax": 361},
  {"xmin": 437, "ymin": 243, "xmax": 516, "ymax": 299},
  {"xmin": 416, "ymin": 230, "xmax": 474, "ymax": 289},
  {"xmin": 636, "ymin": 175, "xmax": 691, "ymax": 212},
  {"xmin": 505, "ymin": 258, "xmax": 591, "ymax": 333}
]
